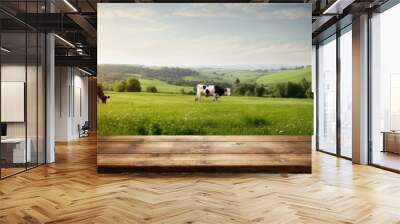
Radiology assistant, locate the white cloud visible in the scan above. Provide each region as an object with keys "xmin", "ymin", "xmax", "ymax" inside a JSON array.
[
  {"xmin": 98, "ymin": 6, "xmax": 171, "ymax": 34},
  {"xmin": 99, "ymin": 32, "xmax": 310, "ymax": 66},
  {"xmin": 173, "ymin": 4, "xmax": 310, "ymax": 20},
  {"xmin": 97, "ymin": 4, "xmax": 311, "ymax": 66},
  {"xmin": 270, "ymin": 8, "xmax": 310, "ymax": 20},
  {"xmin": 173, "ymin": 4, "xmax": 258, "ymax": 18},
  {"xmin": 98, "ymin": 7, "xmax": 158, "ymax": 22}
]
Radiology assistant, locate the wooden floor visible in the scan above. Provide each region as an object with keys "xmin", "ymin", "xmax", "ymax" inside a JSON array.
[
  {"xmin": 1, "ymin": 137, "xmax": 400, "ymax": 223},
  {"xmin": 0, "ymin": 167, "xmax": 26, "ymax": 178},
  {"xmin": 98, "ymin": 136, "xmax": 311, "ymax": 173}
]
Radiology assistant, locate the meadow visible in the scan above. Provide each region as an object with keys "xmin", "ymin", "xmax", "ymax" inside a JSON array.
[
  {"xmin": 97, "ymin": 92, "xmax": 313, "ymax": 136},
  {"xmin": 183, "ymin": 67, "xmax": 311, "ymax": 85},
  {"xmin": 256, "ymin": 67, "xmax": 311, "ymax": 85}
]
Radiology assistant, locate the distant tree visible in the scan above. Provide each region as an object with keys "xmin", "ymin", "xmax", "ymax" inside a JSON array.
[
  {"xmin": 245, "ymin": 90, "xmax": 254, "ymax": 96},
  {"xmin": 180, "ymin": 89, "xmax": 186, "ymax": 94},
  {"xmin": 234, "ymin": 83, "xmax": 255, "ymax": 96},
  {"xmin": 103, "ymin": 81, "xmax": 113, "ymax": 91},
  {"xmin": 146, "ymin": 85, "xmax": 158, "ymax": 93},
  {"xmin": 274, "ymin": 83, "xmax": 287, "ymax": 98},
  {"xmin": 255, "ymin": 85, "xmax": 266, "ymax": 97},
  {"xmin": 114, "ymin": 80, "xmax": 127, "ymax": 92},
  {"xmin": 300, "ymin": 78, "xmax": 312, "ymax": 98},
  {"xmin": 126, "ymin": 77, "xmax": 141, "ymax": 92},
  {"xmin": 235, "ymin": 78, "xmax": 240, "ymax": 85},
  {"xmin": 305, "ymin": 87, "xmax": 313, "ymax": 98},
  {"xmin": 286, "ymin": 82, "xmax": 303, "ymax": 98}
]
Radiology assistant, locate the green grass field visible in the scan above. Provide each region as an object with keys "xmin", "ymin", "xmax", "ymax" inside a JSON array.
[
  {"xmin": 256, "ymin": 67, "xmax": 311, "ymax": 85},
  {"xmin": 98, "ymin": 92, "xmax": 313, "ymax": 136}
]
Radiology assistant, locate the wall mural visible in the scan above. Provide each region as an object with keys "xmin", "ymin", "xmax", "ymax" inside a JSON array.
[{"xmin": 97, "ymin": 3, "xmax": 312, "ymax": 136}]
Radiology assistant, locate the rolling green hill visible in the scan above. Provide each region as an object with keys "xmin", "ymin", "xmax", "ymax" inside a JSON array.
[
  {"xmin": 99, "ymin": 64, "xmax": 312, "ymax": 96},
  {"xmin": 256, "ymin": 67, "xmax": 311, "ymax": 85},
  {"xmin": 138, "ymin": 77, "xmax": 193, "ymax": 93},
  {"xmin": 183, "ymin": 69, "xmax": 265, "ymax": 85}
]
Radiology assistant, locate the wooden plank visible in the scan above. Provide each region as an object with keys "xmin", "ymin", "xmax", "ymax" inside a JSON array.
[
  {"xmin": 97, "ymin": 135, "xmax": 311, "ymax": 142},
  {"xmin": 96, "ymin": 136, "xmax": 311, "ymax": 173},
  {"xmin": 97, "ymin": 141, "xmax": 311, "ymax": 154},
  {"xmin": 97, "ymin": 154, "xmax": 311, "ymax": 167}
]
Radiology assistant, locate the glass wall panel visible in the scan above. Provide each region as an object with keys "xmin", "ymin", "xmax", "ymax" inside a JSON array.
[
  {"xmin": 371, "ymin": 4, "xmax": 400, "ymax": 171},
  {"xmin": 317, "ymin": 35, "xmax": 337, "ymax": 154},
  {"xmin": 339, "ymin": 27, "xmax": 352, "ymax": 158},
  {"xmin": 38, "ymin": 32, "xmax": 45, "ymax": 165},
  {"xmin": 26, "ymin": 0, "xmax": 39, "ymax": 169},
  {"xmin": 0, "ymin": 2, "xmax": 46, "ymax": 178},
  {"xmin": 1, "ymin": 31, "xmax": 28, "ymax": 177},
  {"xmin": 27, "ymin": 30, "xmax": 38, "ymax": 169}
]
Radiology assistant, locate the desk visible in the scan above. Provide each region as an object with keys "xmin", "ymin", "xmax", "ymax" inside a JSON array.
[
  {"xmin": 1, "ymin": 138, "xmax": 31, "ymax": 163},
  {"xmin": 382, "ymin": 131, "xmax": 400, "ymax": 154}
]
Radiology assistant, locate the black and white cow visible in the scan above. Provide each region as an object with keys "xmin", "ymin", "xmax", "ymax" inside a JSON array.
[{"xmin": 195, "ymin": 84, "xmax": 231, "ymax": 101}]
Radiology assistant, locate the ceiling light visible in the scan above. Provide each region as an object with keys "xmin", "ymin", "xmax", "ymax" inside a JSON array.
[
  {"xmin": 323, "ymin": 0, "xmax": 343, "ymax": 14},
  {"xmin": 1, "ymin": 47, "xmax": 11, "ymax": 53},
  {"xmin": 63, "ymin": 0, "xmax": 78, "ymax": 12},
  {"xmin": 54, "ymin": 34, "xmax": 75, "ymax": 48},
  {"xmin": 323, "ymin": 0, "xmax": 355, "ymax": 15},
  {"xmin": 78, "ymin": 67, "xmax": 93, "ymax": 76}
]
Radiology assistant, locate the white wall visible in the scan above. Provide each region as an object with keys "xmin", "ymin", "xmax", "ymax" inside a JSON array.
[
  {"xmin": 1, "ymin": 65, "xmax": 30, "ymax": 138},
  {"xmin": 55, "ymin": 67, "xmax": 70, "ymax": 141},
  {"xmin": 1, "ymin": 63, "xmax": 46, "ymax": 164},
  {"xmin": 55, "ymin": 67, "xmax": 89, "ymax": 141}
]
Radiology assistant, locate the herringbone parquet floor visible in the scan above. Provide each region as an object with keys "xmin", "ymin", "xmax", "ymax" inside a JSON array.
[{"xmin": 1, "ymin": 137, "xmax": 400, "ymax": 224}]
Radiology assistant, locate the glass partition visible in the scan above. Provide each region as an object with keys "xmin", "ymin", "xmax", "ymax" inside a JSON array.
[
  {"xmin": 339, "ymin": 27, "xmax": 352, "ymax": 158},
  {"xmin": 317, "ymin": 35, "xmax": 337, "ymax": 154},
  {"xmin": 37, "ymin": 32, "xmax": 45, "ymax": 165},
  {"xmin": 1, "ymin": 31, "xmax": 28, "ymax": 177},
  {"xmin": 370, "ymin": 3, "xmax": 400, "ymax": 171},
  {"xmin": 0, "ymin": 4, "xmax": 46, "ymax": 179},
  {"xmin": 27, "ymin": 30, "xmax": 38, "ymax": 169}
]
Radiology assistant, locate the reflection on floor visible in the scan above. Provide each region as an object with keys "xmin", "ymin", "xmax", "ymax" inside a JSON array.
[
  {"xmin": 373, "ymin": 151, "xmax": 400, "ymax": 171},
  {"xmin": 0, "ymin": 167, "xmax": 25, "ymax": 178},
  {"xmin": 0, "ymin": 163, "xmax": 42, "ymax": 178},
  {"xmin": 0, "ymin": 137, "xmax": 400, "ymax": 223}
]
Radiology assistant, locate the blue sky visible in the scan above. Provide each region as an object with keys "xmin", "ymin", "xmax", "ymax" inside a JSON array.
[{"xmin": 98, "ymin": 3, "xmax": 311, "ymax": 67}]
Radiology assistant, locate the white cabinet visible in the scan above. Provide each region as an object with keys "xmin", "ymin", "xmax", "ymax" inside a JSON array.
[{"xmin": 1, "ymin": 138, "xmax": 32, "ymax": 163}]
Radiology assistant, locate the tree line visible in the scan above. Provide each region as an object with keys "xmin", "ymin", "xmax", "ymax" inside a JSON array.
[
  {"xmin": 99, "ymin": 77, "xmax": 159, "ymax": 93},
  {"xmin": 99, "ymin": 64, "xmax": 199, "ymax": 82},
  {"xmin": 99, "ymin": 76, "xmax": 313, "ymax": 99},
  {"xmin": 232, "ymin": 78, "xmax": 312, "ymax": 98}
]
